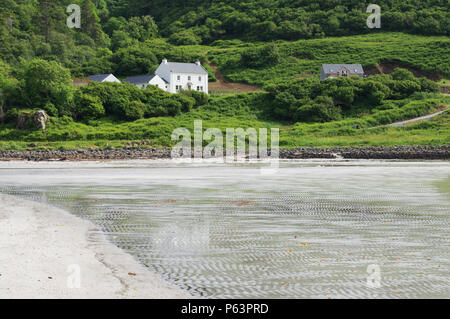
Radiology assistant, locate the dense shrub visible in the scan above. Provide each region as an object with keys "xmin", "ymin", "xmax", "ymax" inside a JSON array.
[
  {"xmin": 169, "ymin": 30, "xmax": 202, "ymax": 45},
  {"xmin": 79, "ymin": 82, "xmax": 196, "ymax": 120},
  {"xmin": 179, "ymin": 90, "xmax": 209, "ymax": 106},
  {"xmin": 112, "ymin": 44, "xmax": 159, "ymax": 75},
  {"xmin": 240, "ymin": 43, "xmax": 281, "ymax": 68},
  {"xmin": 124, "ymin": 100, "xmax": 145, "ymax": 120},
  {"xmin": 266, "ymin": 71, "xmax": 441, "ymax": 123},
  {"xmin": 296, "ymin": 96, "xmax": 342, "ymax": 123},
  {"xmin": 74, "ymin": 92, "xmax": 105, "ymax": 121}
]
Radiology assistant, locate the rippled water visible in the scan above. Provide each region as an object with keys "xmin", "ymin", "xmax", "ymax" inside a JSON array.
[{"xmin": 0, "ymin": 160, "xmax": 449, "ymax": 298}]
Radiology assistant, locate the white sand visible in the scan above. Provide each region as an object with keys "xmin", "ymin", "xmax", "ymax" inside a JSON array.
[{"xmin": 0, "ymin": 194, "xmax": 191, "ymax": 299}]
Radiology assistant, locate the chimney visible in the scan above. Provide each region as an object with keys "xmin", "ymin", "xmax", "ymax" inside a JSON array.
[
  {"xmin": 195, "ymin": 60, "xmax": 201, "ymax": 66},
  {"xmin": 162, "ymin": 58, "xmax": 168, "ymax": 64}
]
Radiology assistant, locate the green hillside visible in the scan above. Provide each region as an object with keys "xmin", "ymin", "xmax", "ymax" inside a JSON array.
[{"xmin": 0, "ymin": 1, "xmax": 448, "ymax": 150}]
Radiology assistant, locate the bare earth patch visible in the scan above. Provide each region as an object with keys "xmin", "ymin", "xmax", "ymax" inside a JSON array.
[
  {"xmin": 365, "ymin": 61, "xmax": 441, "ymax": 81},
  {"xmin": 207, "ymin": 63, "xmax": 261, "ymax": 93}
]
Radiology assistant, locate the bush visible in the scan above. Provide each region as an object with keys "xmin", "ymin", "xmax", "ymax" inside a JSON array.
[
  {"xmin": 74, "ymin": 92, "xmax": 105, "ymax": 121},
  {"xmin": 240, "ymin": 43, "xmax": 281, "ymax": 68},
  {"xmin": 169, "ymin": 30, "xmax": 202, "ymax": 45},
  {"xmin": 392, "ymin": 68, "xmax": 415, "ymax": 81},
  {"xmin": 5, "ymin": 108, "xmax": 19, "ymax": 123},
  {"xmin": 295, "ymin": 96, "xmax": 342, "ymax": 122},
  {"xmin": 43, "ymin": 102, "xmax": 59, "ymax": 117},
  {"xmin": 418, "ymin": 77, "xmax": 440, "ymax": 93},
  {"xmin": 180, "ymin": 90, "xmax": 209, "ymax": 106},
  {"xmin": 124, "ymin": 100, "xmax": 145, "ymax": 120}
]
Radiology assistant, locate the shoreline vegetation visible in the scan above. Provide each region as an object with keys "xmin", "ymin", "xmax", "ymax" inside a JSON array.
[{"xmin": 1, "ymin": 145, "xmax": 449, "ymax": 161}]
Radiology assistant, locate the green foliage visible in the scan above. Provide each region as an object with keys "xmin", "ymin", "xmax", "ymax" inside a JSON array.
[
  {"xmin": 169, "ymin": 29, "xmax": 202, "ymax": 45},
  {"xmin": 124, "ymin": 15, "xmax": 158, "ymax": 41},
  {"xmin": 0, "ymin": 95, "xmax": 447, "ymax": 149},
  {"xmin": 124, "ymin": 100, "xmax": 145, "ymax": 120},
  {"xmin": 78, "ymin": 82, "xmax": 197, "ymax": 120},
  {"xmin": 112, "ymin": 43, "xmax": 158, "ymax": 75},
  {"xmin": 240, "ymin": 43, "xmax": 280, "ymax": 68},
  {"xmin": 266, "ymin": 72, "xmax": 440, "ymax": 123},
  {"xmin": 391, "ymin": 68, "xmax": 415, "ymax": 81},
  {"xmin": 179, "ymin": 89, "xmax": 209, "ymax": 106},
  {"xmin": 81, "ymin": 0, "xmax": 108, "ymax": 45},
  {"xmin": 73, "ymin": 91, "xmax": 105, "ymax": 121},
  {"xmin": 21, "ymin": 59, "xmax": 74, "ymax": 114},
  {"xmin": 296, "ymin": 96, "xmax": 342, "ymax": 123},
  {"xmin": 145, "ymin": 0, "xmax": 449, "ymax": 43}
]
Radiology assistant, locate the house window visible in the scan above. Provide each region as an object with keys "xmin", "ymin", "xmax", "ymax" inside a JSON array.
[
  {"xmin": 199, "ymin": 76, "xmax": 202, "ymax": 81},
  {"xmin": 197, "ymin": 86, "xmax": 200, "ymax": 91},
  {"xmin": 200, "ymin": 86, "xmax": 203, "ymax": 91},
  {"xmin": 177, "ymin": 75, "xmax": 180, "ymax": 81},
  {"xmin": 188, "ymin": 76, "xmax": 191, "ymax": 81},
  {"xmin": 176, "ymin": 85, "xmax": 181, "ymax": 92}
]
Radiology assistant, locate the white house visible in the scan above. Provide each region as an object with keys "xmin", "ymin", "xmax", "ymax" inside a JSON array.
[
  {"xmin": 88, "ymin": 74, "xmax": 121, "ymax": 83},
  {"xmin": 154, "ymin": 59, "xmax": 208, "ymax": 94},
  {"xmin": 124, "ymin": 75, "xmax": 167, "ymax": 90}
]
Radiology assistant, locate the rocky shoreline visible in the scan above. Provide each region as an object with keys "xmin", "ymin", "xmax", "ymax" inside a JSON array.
[{"xmin": 0, "ymin": 145, "xmax": 449, "ymax": 161}]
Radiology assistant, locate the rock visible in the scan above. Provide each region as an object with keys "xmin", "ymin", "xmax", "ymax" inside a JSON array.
[
  {"xmin": 33, "ymin": 110, "xmax": 50, "ymax": 131},
  {"xmin": 16, "ymin": 110, "xmax": 50, "ymax": 131}
]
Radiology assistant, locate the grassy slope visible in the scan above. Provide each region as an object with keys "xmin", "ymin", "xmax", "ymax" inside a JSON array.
[
  {"xmin": 0, "ymin": 33, "xmax": 449, "ymax": 150},
  {"xmin": 207, "ymin": 33, "xmax": 450, "ymax": 86}
]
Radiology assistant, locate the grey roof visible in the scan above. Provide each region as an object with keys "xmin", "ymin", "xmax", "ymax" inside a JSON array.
[
  {"xmin": 321, "ymin": 64, "xmax": 364, "ymax": 74},
  {"xmin": 88, "ymin": 74, "xmax": 114, "ymax": 82},
  {"xmin": 156, "ymin": 61, "xmax": 208, "ymax": 77},
  {"xmin": 124, "ymin": 75, "xmax": 157, "ymax": 85}
]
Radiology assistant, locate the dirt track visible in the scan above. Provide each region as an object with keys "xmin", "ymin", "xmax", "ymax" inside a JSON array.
[{"xmin": 207, "ymin": 64, "xmax": 261, "ymax": 93}]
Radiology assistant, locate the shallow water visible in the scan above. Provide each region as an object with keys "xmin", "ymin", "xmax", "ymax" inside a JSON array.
[{"xmin": 0, "ymin": 160, "xmax": 449, "ymax": 298}]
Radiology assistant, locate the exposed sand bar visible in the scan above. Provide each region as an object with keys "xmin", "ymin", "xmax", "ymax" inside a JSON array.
[{"xmin": 0, "ymin": 194, "xmax": 190, "ymax": 299}]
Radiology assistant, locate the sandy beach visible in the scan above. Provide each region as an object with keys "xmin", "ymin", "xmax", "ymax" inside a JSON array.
[{"xmin": 0, "ymin": 193, "xmax": 190, "ymax": 299}]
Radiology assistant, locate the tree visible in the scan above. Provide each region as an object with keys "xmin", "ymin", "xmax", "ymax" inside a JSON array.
[
  {"xmin": 125, "ymin": 16, "xmax": 158, "ymax": 41},
  {"xmin": 22, "ymin": 59, "xmax": 74, "ymax": 114},
  {"xmin": 37, "ymin": 0, "xmax": 64, "ymax": 43},
  {"xmin": 112, "ymin": 44, "xmax": 158, "ymax": 75},
  {"xmin": 81, "ymin": 0, "xmax": 105, "ymax": 45},
  {"xmin": 0, "ymin": 59, "xmax": 13, "ymax": 122},
  {"xmin": 169, "ymin": 29, "xmax": 202, "ymax": 45}
]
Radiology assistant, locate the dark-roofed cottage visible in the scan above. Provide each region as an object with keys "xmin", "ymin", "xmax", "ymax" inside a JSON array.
[
  {"xmin": 124, "ymin": 75, "xmax": 167, "ymax": 90},
  {"xmin": 88, "ymin": 74, "xmax": 121, "ymax": 83},
  {"xmin": 320, "ymin": 64, "xmax": 364, "ymax": 80}
]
